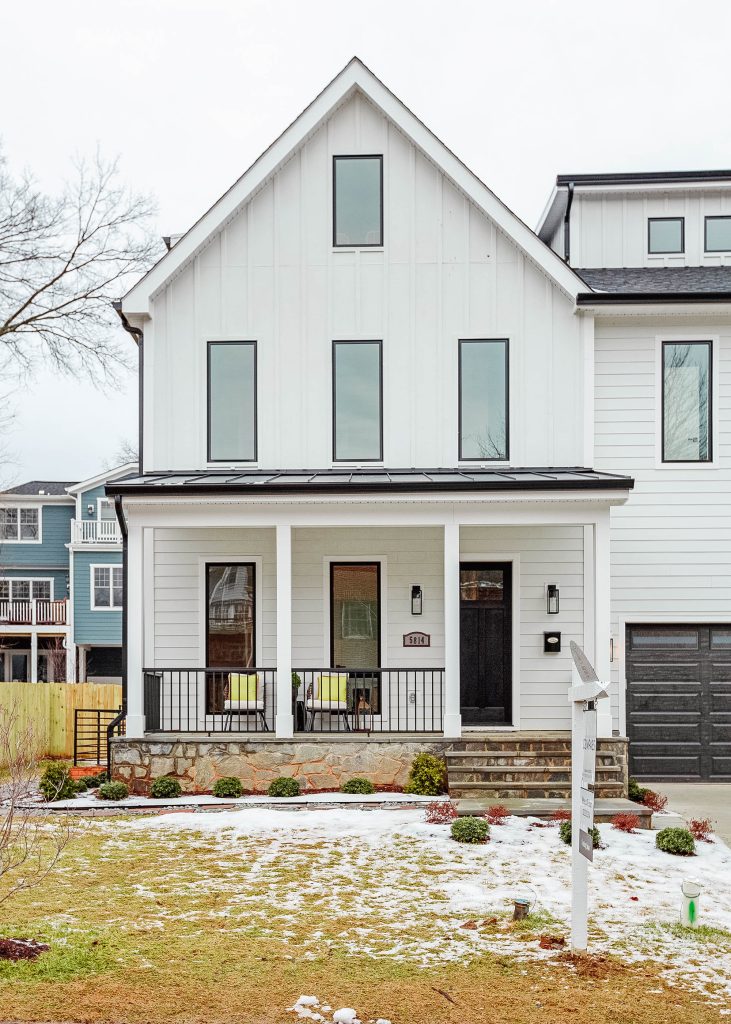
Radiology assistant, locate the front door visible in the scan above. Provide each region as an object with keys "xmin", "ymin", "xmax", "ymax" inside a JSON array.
[{"xmin": 459, "ymin": 562, "xmax": 512, "ymax": 725}]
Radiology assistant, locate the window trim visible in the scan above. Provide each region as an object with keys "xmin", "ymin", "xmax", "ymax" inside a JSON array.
[
  {"xmin": 0, "ymin": 577, "xmax": 54, "ymax": 602},
  {"xmin": 458, "ymin": 338, "xmax": 510, "ymax": 462},
  {"xmin": 90, "ymin": 564, "xmax": 123, "ymax": 611},
  {"xmin": 329, "ymin": 561, "xmax": 382, "ymax": 669},
  {"xmin": 660, "ymin": 338, "xmax": 713, "ymax": 464},
  {"xmin": 206, "ymin": 340, "xmax": 258, "ymax": 464},
  {"xmin": 647, "ymin": 216, "xmax": 685, "ymax": 255},
  {"xmin": 0, "ymin": 505, "xmax": 42, "ymax": 544},
  {"xmin": 332, "ymin": 339, "xmax": 384, "ymax": 463},
  {"xmin": 204, "ymin": 561, "xmax": 257, "ymax": 668},
  {"xmin": 332, "ymin": 155, "xmax": 384, "ymax": 249},
  {"xmin": 704, "ymin": 215, "xmax": 731, "ymax": 253}
]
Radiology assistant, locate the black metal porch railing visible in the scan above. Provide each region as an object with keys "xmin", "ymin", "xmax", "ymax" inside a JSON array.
[
  {"xmin": 73, "ymin": 707, "xmax": 125, "ymax": 767},
  {"xmin": 143, "ymin": 668, "xmax": 277, "ymax": 733},
  {"xmin": 292, "ymin": 668, "xmax": 444, "ymax": 733}
]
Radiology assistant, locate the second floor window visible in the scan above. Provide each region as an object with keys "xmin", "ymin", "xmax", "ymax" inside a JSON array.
[
  {"xmin": 459, "ymin": 339, "xmax": 509, "ymax": 460},
  {"xmin": 333, "ymin": 156, "xmax": 383, "ymax": 247},
  {"xmin": 662, "ymin": 341, "xmax": 712, "ymax": 462},
  {"xmin": 0, "ymin": 507, "xmax": 39, "ymax": 541},
  {"xmin": 0, "ymin": 578, "xmax": 52, "ymax": 602},
  {"xmin": 207, "ymin": 341, "xmax": 257, "ymax": 462},
  {"xmin": 92, "ymin": 566, "xmax": 123, "ymax": 609},
  {"xmin": 333, "ymin": 341, "xmax": 382, "ymax": 462},
  {"xmin": 705, "ymin": 216, "xmax": 731, "ymax": 253},
  {"xmin": 648, "ymin": 217, "xmax": 684, "ymax": 254}
]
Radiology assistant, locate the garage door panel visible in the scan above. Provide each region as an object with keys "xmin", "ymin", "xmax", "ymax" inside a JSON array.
[
  {"xmin": 628, "ymin": 663, "xmax": 703, "ymax": 683},
  {"xmin": 709, "ymin": 755, "xmax": 731, "ymax": 777},
  {"xmin": 628, "ymin": 691, "xmax": 700, "ymax": 714},
  {"xmin": 710, "ymin": 663, "xmax": 731, "ymax": 682},
  {"xmin": 632, "ymin": 754, "xmax": 701, "ymax": 778}
]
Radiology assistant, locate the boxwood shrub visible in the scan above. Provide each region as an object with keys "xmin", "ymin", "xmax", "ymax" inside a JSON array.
[
  {"xmin": 212, "ymin": 776, "xmax": 243, "ymax": 799},
  {"xmin": 98, "ymin": 781, "xmax": 129, "ymax": 801},
  {"xmin": 150, "ymin": 776, "xmax": 182, "ymax": 799},
  {"xmin": 39, "ymin": 763, "xmax": 77, "ymax": 802},
  {"xmin": 267, "ymin": 776, "xmax": 300, "ymax": 798},
  {"xmin": 655, "ymin": 827, "xmax": 696, "ymax": 856},
  {"xmin": 628, "ymin": 778, "xmax": 650, "ymax": 804},
  {"xmin": 451, "ymin": 816, "xmax": 490, "ymax": 844},
  {"xmin": 340, "ymin": 777, "xmax": 376, "ymax": 795},
  {"xmin": 404, "ymin": 753, "xmax": 447, "ymax": 796},
  {"xmin": 559, "ymin": 820, "xmax": 601, "ymax": 849}
]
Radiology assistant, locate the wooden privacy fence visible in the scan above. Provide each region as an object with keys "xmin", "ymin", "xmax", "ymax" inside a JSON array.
[{"xmin": 0, "ymin": 682, "xmax": 122, "ymax": 764}]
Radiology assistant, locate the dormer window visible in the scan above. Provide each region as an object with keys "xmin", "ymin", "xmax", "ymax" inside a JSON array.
[
  {"xmin": 648, "ymin": 217, "xmax": 684, "ymax": 255},
  {"xmin": 333, "ymin": 156, "xmax": 383, "ymax": 247},
  {"xmin": 705, "ymin": 216, "xmax": 731, "ymax": 253}
]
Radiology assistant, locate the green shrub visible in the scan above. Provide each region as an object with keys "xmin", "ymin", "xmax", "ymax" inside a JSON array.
[
  {"xmin": 628, "ymin": 778, "xmax": 650, "ymax": 804},
  {"xmin": 404, "ymin": 752, "xmax": 447, "ymax": 796},
  {"xmin": 150, "ymin": 776, "xmax": 182, "ymax": 799},
  {"xmin": 558, "ymin": 820, "xmax": 601, "ymax": 849},
  {"xmin": 39, "ymin": 763, "xmax": 77, "ymax": 802},
  {"xmin": 212, "ymin": 776, "xmax": 243, "ymax": 798},
  {"xmin": 450, "ymin": 816, "xmax": 490, "ymax": 844},
  {"xmin": 97, "ymin": 781, "xmax": 129, "ymax": 801},
  {"xmin": 267, "ymin": 776, "xmax": 300, "ymax": 798},
  {"xmin": 75, "ymin": 773, "xmax": 107, "ymax": 791},
  {"xmin": 340, "ymin": 777, "xmax": 376, "ymax": 795},
  {"xmin": 656, "ymin": 827, "xmax": 696, "ymax": 856}
]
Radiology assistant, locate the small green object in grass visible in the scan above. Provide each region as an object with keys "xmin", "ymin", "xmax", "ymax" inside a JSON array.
[
  {"xmin": 267, "ymin": 776, "xmax": 300, "ymax": 798},
  {"xmin": 404, "ymin": 752, "xmax": 447, "ymax": 796},
  {"xmin": 558, "ymin": 820, "xmax": 601, "ymax": 849},
  {"xmin": 212, "ymin": 776, "xmax": 243, "ymax": 798},
  {"xmin": 39, "ymin": 763, "xmax": 77, "ymax": 802},
  {"xmin": 340, "ymin": 777, "xmax": 376, "ymax": 795},
  {"xmin": 450, "ymin": 816, "xmax": 490, "ymax": 844},
  {"xmin": 655, "ymin": 827, "xmax": 696, "ymax": 856},
  {"xmin": 97, "ymin": 781, "xmax": 128, "ymax": 801},
  {"xmin": 150, "ymin": 776, "xmax": 182, "ymax": 799}
]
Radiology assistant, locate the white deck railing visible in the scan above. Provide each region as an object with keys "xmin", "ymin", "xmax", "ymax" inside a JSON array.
[
  {"xmin": 72, "ymin": 519, "xmax": 122, "ymax": 545},
  {"xmin": 0, "ymin": 599, "xmax": 68, "ymax": 625}
]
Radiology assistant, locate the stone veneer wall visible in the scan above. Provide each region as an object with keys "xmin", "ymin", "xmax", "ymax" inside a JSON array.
[{"xmin": 110, "ymin": 737, "xmax": 448, "ymax": 795}]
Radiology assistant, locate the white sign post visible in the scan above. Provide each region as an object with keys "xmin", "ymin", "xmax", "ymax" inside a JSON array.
[{"xmin": 569, "ymin": 641, "xmax": 609, "ymax": 951}]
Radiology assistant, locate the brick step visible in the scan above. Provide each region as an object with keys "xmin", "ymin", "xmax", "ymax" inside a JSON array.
[
  {"xmin": 449, "ymin": 780, "xmax": 624, "ymax": 796},
  {"xmin": 452, "ymin": 742, "xmax": 574, "ymax": 754},
  {"xmin": 448, "ymin": 766, "xmax": 622, "ymax": 783},
  {"xmin": 445, "ymin": 753, "xmax": 618, "ymax": 768}
]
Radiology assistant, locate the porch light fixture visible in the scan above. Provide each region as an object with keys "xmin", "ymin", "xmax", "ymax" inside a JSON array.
[
  {"xmin": 546, "ymin": 584, "xmax": 560, "ymax": 615},
  {"xmin": 87, "ymin": 504, "xmax": 94, "ymax": 516},
  {"xmin": 411, "ymin": 585, "xmax": 423, "ymax": 615}
]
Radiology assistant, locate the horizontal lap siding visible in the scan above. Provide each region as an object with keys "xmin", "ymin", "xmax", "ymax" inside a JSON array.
[
  {"xmin": 0, "ymin": 505, "xmax": 73, "ymax": 569},
  {"xmin": 595, "ymin": 316, "xmax": 731, "ymax": 730},
  {"xmin": 73, "ymin": 551, "xmax": 123, "ymax": 645}
]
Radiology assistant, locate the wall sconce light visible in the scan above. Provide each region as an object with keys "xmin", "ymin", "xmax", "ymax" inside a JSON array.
[
  {"xmin": 411, "ymin": 585, "xmax": 423, "ymax": 615},
  {"xmin": 86, "ymin": 504, "xmax": 95, "ymax": 516},
  {"xmin": 546, "ymin": 584, "xmax": 560, "ymax": 615}
]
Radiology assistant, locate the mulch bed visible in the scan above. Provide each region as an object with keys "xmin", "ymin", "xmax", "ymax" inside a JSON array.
[{"xmin": 0, "ymin": 938, "xmax": 49, "ymax": 961}]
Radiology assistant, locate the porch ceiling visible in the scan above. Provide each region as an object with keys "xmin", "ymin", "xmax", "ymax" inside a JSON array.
[{"xmin": 107, "ymin": 467, "xmax": 633, "ymax": 497}]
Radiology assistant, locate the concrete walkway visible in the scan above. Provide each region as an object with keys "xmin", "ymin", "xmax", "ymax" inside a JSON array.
[{"xmin": 660, "ymin": 783, "xmax": 731, "ymax": 845}]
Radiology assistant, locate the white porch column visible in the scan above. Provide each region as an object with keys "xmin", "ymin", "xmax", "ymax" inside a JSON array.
[
  {"xmin": 275, "ymin": 523, "xmax": 294, "ymax": 738},
  {"xmin": 443, "ymin": 521, "xmax": 462, "ymax": 738},
  {"xmin": 30, "ymin": 632, "xmax": 38, "ymax": 683},
  {"xmin": 65, "ymin": 639, "xmax": 76, "ymax": 683},
  {"xmin": 593, "ymin": 513, "xmax": 613, "ymax": 737},
  {"xmin": 126, "ymin": 522, "xmax": 145, "ymax": 737}
]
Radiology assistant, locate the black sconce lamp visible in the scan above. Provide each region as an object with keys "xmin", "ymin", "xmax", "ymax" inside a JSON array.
[
  {"xmin": 546, "ymin": 584, "xmax": 560, "ymax": 615},
  {"xmin": 411, "ymin": 585, "xmax": 423, "ymax": 615}
]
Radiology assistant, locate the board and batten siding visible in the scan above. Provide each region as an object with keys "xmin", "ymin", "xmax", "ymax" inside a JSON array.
[
  {"xmin": 73, "ymin": 550, "xmax": 123, "ymax": 645},
  {"xmin": 594, "ymin": 315, "xmax": 731, "ymax": 729},
  {"xmin": 145, "ymin": 91, "xmax": 585, "ymax": 473}
]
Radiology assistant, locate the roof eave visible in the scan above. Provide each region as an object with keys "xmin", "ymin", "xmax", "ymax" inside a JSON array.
[{"xmin": 577, "ymin": 291, "xmax": 731, "ymax": 306}]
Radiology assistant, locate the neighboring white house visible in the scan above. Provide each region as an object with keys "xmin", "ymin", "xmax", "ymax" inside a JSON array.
[{"xmin": 109, "ymin": 58, "xmax": 730, "ymax": 784}]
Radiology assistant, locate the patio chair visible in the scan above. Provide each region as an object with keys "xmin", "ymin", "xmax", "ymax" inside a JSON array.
[
  {"xmin": 223, "ymin": 672, "xmax": 269, "ymax": 731},
  {"xmin": 305, "ymin": 672, "xmax": 351, "ymax": 732}
]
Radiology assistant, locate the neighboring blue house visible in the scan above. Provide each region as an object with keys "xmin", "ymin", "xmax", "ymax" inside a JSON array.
[{"xmin": 0, "ymin": 464, "xmax": 135, "ymax": 681}]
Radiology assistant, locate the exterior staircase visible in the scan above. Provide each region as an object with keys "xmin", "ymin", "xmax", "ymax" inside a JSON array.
[{"xmin": 446, "ymin": 732, "xmax": 628, "ymax": 800}]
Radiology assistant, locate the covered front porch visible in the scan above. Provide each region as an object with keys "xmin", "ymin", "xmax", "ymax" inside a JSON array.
[{"xmin": 116, "ymin": 468, "xmax": 633, "ymax": 744}]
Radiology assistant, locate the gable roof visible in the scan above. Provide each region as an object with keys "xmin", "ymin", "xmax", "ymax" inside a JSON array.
[
  {"xmin": 66, "ymin": 462, "xmax": 139, "ymax": 496},
  {"xmin": 2, "ymin": 480, "xmax": 75, "ymax": 497},
  {"xmin": 122, "ymin": 57, "xmax": 584, "ymax": 315}
]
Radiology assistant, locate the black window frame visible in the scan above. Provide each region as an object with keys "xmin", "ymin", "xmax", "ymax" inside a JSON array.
[
  {"xmin": 332, "ymin": 155, "xmax": 384, "ymax": 249},
  {"xmin": 205, "ymin": 561, "xmax": 257, "ymax": 668},
  {"xmin": 704, "ymin": 215, "xmax": 731, "ymax": 253},
  {"xmin": 206, "ymin": 340, "xmax": 258, "ymax": 464},
  {"xmin": 329, "ymin": 561, "xmax": 382, "ymax": 669},
  {"xmin": 332, "ymin": 339, "xmax": 384, "ymax": 463},
  {"xmin": 648, "ymin": 216, "xmax": 685, "ymax": 255},
  {"xmin": 458, "ymin": 338, "xmax": 510, "ymax": 462},
  {"xmin": 661, "ymin": 339, "xmax": 713, "ymax": 463}
]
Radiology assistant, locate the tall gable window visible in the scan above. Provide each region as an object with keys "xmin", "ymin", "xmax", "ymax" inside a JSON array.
[
  {"xmin": 662, "ymin": 341, "xmax": 712, "ymax": 462},
  {"xmin": 0, "ymin": 507, "xmax": 40, "ymax": 542},
  {"xmin": 648, "ymin": 217, "xmax": 684, "ymax": 254},
  {"xmin": 333, "ymin": 156, "xmax": 383, "ymax": 247},
  {"xmin": 705, "ymin": 216, "xmax": 731, "ymax": 253},
  {"xmin": 459, "ymin": 339, "xmax": 509, "ymax": 461},
  {"xmin": 332, "ymin": 341, "xmax": 382, "ymax": 462},
  {"xmin": 207, "ymin": 341, "xmax": 257, "ymax": 462}
]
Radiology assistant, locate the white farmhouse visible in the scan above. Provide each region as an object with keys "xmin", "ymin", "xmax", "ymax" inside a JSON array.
[{"xmin": 108, "ymin": 59, "xmax": 730, "ymax": 795}]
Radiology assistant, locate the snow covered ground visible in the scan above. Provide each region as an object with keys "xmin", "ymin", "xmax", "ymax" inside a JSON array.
[{"xmin": 102, "ymin": 807, "xmax": 731, "ymax": 1008}]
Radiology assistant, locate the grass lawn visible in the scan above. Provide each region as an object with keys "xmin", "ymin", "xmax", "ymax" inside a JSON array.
[{"xmin": 0, "ymin": 807, "xmax": 728, "ymax": 1024}]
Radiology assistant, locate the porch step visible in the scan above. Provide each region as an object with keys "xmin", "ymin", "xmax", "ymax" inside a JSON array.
[
  {"xmin": 446, "ymin": 752, "xmax": 618, "ymax": 768},
  {"xmin": 454, "ymin": 797, "xmax": 653, "ymax": 827},
  {"xmin": 449, "ymin": 780, "xmax": 625, "ymax": 799}
]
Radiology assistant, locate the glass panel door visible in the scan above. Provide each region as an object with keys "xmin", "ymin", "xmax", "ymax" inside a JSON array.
[{"xmin": 330, "ymin": 563, "xmax": 381, "ymax": 714}]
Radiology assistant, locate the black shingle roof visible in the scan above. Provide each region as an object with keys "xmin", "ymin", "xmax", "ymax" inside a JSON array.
[
  {"xmin": 2, "ymin": 480, "xmax": 75, "ymax": 496},
  {"xmin": 576, "ymin": 266, "xmax": 731, "ymax": 294}
]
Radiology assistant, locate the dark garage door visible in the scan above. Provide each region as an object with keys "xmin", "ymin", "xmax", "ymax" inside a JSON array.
[{"xmin": 626, "ymin": 625, "xmax": 731, "ymax": 780}]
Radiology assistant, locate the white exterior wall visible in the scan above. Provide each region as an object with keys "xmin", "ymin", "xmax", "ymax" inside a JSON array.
[
  {"xmin": 144, "ymin": 92, "xmax": 585, "ymax": 473},
  {"xmin": 594, "ymin": 314, "xmax": 731, "ymax": 729},
  {"xmin": 571, "ymin": 190, "xmax": 731, "ymax": 268}
]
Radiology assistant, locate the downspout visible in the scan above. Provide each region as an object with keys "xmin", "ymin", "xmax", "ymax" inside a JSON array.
[
  {"xmin": 113, "ymin": 495, "xmax": 128, "ymax": 714},
  {"xmin": 563, "ymin": 181, "xmax": 575, "ymax": 264},
  {"xmin": 112, "ymin": 301, "xmax": 144, "ymax": 473}
]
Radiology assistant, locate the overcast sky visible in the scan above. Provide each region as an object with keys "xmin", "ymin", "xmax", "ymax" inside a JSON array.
[{"xmin": 2, "ymin": 0, "xmax": 730, "ymax": 484}]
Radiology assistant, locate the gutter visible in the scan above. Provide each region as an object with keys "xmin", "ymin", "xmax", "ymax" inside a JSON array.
[
  {"xmin": 563, "ymin": 181, "xmax": 574, "ymax": 263},
  {"xmin": 113, "ymin": 496, "xmax": 128, "ymax": 714},
  {"xmin": 577, "ymin": 291, "xmax": 731, "ymax": 306}
]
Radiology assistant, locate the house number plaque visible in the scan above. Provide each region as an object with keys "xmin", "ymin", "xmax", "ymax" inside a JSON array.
[{"xmin": 403, "ymin": 631, "xmax": 430, "ymax": 647}]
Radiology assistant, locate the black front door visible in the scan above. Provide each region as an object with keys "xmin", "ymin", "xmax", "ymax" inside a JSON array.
[{"xmin": 459, "ymin": 562, "xmax": 512, "ymax": 725}]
